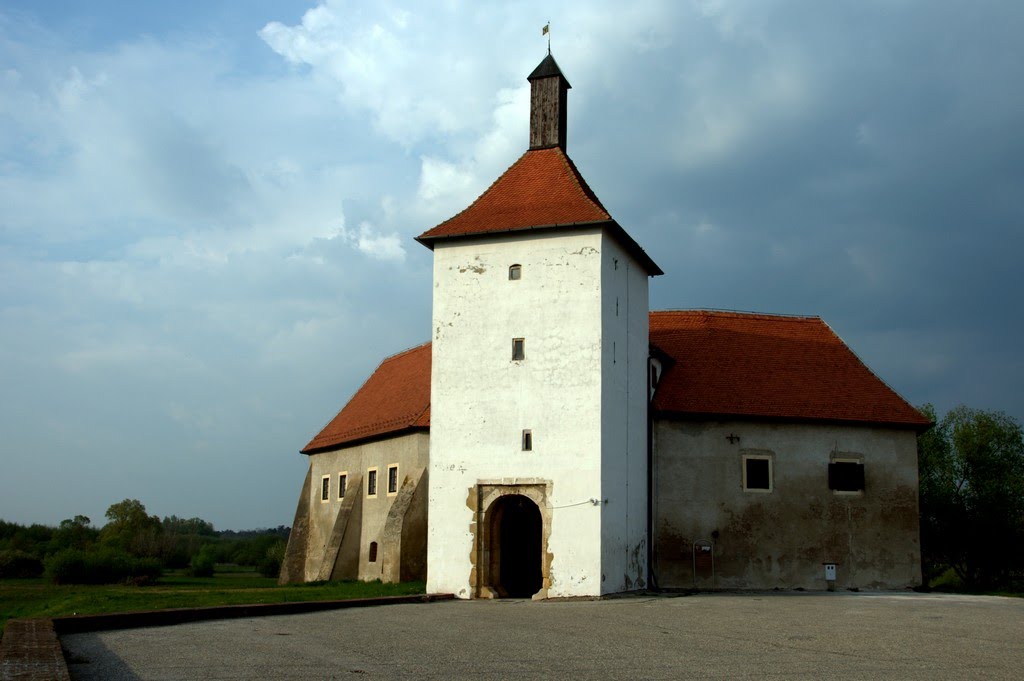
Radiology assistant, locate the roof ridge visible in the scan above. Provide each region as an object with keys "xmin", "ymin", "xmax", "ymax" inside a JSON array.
[
  {"xmin": 383, "ymin": 340, "xmax": 431, "ymax": 362},
  {"xmin": 651, "ymin": 308, "xmax": 821, "ymax": 322},
  {"xmin": 818, "ymin": 318, "xmax": 931, "ymax": 426},
  {"xmin": 426, "ymin": 151, "xmax": 529, "ymax": 234},
  {"xmin": 555, "ymin": 149, "xmax": 610, "ymax": 218}
]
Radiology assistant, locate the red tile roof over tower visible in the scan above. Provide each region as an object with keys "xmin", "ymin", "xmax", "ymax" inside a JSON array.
[
  {"xmin": 417, "ymin": 147, "xmax": 611, "ymax": 241},
  {"xmin": 301, "ymin": 343, "xmax": 431, "ymax": 454},
  {"xmin": 649, "ymin": 310, "xmax": 930, "ymax": 428},
  {"xmin": 415, "ymin": 147, "xmax": 662, "ymax": 274}
]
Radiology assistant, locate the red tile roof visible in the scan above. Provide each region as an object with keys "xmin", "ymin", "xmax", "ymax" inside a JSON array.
[
  {"xmin": 417, "ymin": 147, "xmax": 611, "ymax": 241},
  {"xmin": 303, "ymin": 310, "xmax": 928, "ymax": 453},
  {"xmin": 301, "ymin": 343, "xmax": 431, "ymax": 454},
  {"xmin": 650, "ymin": 310, "xmax": 930, "ymax": 428}
]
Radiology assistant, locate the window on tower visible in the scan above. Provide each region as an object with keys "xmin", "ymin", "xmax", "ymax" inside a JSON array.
[
  {"xmin": 509, "ymin": 264, "xmax": 522, "ymax": 280},
  {"xmin": 512, "ymin": 338, "xmax": 525, "ymax": 361}
]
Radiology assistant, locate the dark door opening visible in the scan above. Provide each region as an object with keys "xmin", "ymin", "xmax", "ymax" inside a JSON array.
[{"xmin": 488, "ymin": 494, "xmax": 542, "ymax": 598}]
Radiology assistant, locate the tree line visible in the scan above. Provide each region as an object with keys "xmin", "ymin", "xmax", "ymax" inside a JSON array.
[
  {"xmin": 0, "ymin": 499, "xmax": 288, "ymax": 584},
  {"xmin": 918, "ymin": 405, "xmax": 1024, "ymax": 591}
]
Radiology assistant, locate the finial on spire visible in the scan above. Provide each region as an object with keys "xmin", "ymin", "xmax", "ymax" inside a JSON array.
[{"xmin": 542, "ymin": 22, "xmax": 551, "ymax": 54}]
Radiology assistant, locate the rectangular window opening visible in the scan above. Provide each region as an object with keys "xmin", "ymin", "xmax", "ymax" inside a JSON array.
[
  {"xmin": 387, "ymin": 465, "xmax": 399, "ymax": 495},
  {"xmin": 509, "ymin": 264, "xmax": 522, "ymax": 280},
  {"xmin": 829, "ymin": 461, "xmax": 865, "ymax": 493},
  {"xmin": 512, "ymin": 338, "xmax": 525, "ymax": 361},
  {"xmin": 338, "ymin": 473, "xmax": 347, "ymax": 499},
  {"xmin": 367, "ymin": 468, "xmax": 378, "ymax": 497},
  {"xmin": 522, "ymin": 429, "xmax": 533, "ymax": 451},
  {"xmin": 320, "ymin": 475, "xmax": 331, "ymax": 502},
  {"xmin": 742, "ymin": 455, "xmax": 773, "ymax": 492}
]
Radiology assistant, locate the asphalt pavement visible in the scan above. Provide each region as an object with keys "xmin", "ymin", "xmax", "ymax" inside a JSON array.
[{"xmin": 60, "ymin": 591, "xmax": 1024, "ymax": 680}]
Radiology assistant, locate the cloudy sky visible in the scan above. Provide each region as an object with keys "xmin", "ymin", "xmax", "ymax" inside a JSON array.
[{"xmin": 1, "ymin": 1, "xmax": 1021, "ymax": 530}]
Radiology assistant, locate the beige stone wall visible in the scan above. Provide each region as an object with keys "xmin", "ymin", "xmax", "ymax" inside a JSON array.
[
  {"xmin": 652, "ymin": 419, "xmax": 921, "ymax": 591},
  {"xmin": 303, "ymin": 431, "xmax": 429, "ymax": 583}
]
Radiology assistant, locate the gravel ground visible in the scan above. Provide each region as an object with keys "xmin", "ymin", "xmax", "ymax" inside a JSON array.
[{"xmin": 61, "ymin": 591, "xmax": 1024, "ymax": 680}]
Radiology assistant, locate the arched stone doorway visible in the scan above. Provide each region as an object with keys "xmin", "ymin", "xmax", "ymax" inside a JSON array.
[{"xmin": 487, "ymin": 494, "xmax": 542, "ymax": 598}]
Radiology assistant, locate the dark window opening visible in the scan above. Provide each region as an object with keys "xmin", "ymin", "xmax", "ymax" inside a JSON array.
[
  {"xmin": 512, "ymin": 338, "xmax": 525, "ymax": 361},
  {"xmin": 321, "ymin": 476, "xmax": 330, "ymax": 501},
  {"xmin": 509, "ymin": 264, "xmax": 522, "ymax": 280},
  {"xmin": 829, "ymin": 462, "xmax": 865, "ymax": 492},
  {"xmin": 368, "ymin": 541, "xmax": 378, "ymax": 563},
  {"xmin": 388, "ymin": 466, "xmax": 399, "ymax": 494},
  {"xmin": 367, "ymin": 469, "xmax": 377, "ymax": 496},
  {"xmin": 744, "ymin": 457, "xmax": 771, "ymax": 491},
  {"xmin": 338, "ymin": 474, "xmax": 347, "ymax": 499},
  {"xmin": 522, "ymin": 430, "xmax": 532, "ymax": 451}
]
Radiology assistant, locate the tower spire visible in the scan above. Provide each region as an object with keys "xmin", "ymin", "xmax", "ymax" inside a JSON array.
[{"xmin": 527, "ymin": 53, "xmax": 571, "ymax": 150}]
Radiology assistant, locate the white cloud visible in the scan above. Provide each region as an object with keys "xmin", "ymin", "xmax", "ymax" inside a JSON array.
[{"xmin": 353, "ymin": 222, "xmax": 405, "ymax": 262}]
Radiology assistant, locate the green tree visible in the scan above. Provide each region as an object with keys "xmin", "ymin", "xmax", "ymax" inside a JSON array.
[
  {"xmin": 918, "ymin": 404, "xmax": 1024, "ymax": 588},
  {"xmin": 52, "ymin": 515, "xmax": 98, "ymax": 551},
  {"xmin": 101, "ymin": 499, "xmax": 163, "ymax": 558}
]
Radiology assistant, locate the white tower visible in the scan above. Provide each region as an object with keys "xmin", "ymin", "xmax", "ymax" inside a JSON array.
[{"xmin": 418, "ymin": 55, "xmax": 661, "ymax": 599}]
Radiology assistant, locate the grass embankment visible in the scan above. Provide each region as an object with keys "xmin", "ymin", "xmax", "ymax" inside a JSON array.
[{"xmin": 0, "ymin": 569, "xmax": 425, "ymax": 634}]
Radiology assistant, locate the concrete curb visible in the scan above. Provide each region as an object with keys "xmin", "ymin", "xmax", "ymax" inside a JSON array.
[
  {"xmin": 2, "ymin": 593, "xmax": 454, "ymax": 680},
  {"xmin": 51, "ymin": 593, "xmax": 455, "ymax": 634}
]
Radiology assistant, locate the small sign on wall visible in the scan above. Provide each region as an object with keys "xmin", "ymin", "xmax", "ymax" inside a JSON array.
[{"xmin": 824, "ymin": 563, "xmax": 837, "ymax": 581}]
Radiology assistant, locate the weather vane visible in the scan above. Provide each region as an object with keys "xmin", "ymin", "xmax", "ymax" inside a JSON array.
[{"xmin": 542, "ymin": 21, "xmax": 551, "ymax": 54}]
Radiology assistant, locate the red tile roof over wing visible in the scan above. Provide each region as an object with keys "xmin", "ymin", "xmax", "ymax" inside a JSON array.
[
  {"xmin": 650, "ymin": 310, "xmax": 930, "ymax": 428},
  {"xmin": 416, "ymin": 147, "xmax": 611, "ymax": 241},
  {"xmin": 301, "ymin": 343, "xmax": 431, "ymax": 454}
]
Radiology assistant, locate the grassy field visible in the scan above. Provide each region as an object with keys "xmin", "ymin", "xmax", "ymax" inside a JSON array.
[{"xmin": 0, "ymin": 569, "xmax": 425, "ymax": 634}]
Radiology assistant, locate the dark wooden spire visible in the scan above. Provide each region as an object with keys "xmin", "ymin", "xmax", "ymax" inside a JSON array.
[{"xmin": 527, "ymin": 54, "xmax": 571, "ymax": 150}]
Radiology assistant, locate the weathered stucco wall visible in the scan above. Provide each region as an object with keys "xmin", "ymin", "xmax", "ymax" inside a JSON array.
[
  {"xmin": 599, "ymin": 233, "xmax": 650, "ymax": 594},
  {"xmin": 427, "ymin": 231, "xmax": 607, "ymax": 598},
  {"xmin": 303, "ymin": 431, "xmax": 429, "ymax": 582},
  {"xmin": 652, "ymin": 419, "xmax": 921, "ymax": 590}
]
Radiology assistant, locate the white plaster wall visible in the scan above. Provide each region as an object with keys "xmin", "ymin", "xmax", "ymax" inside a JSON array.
[
  {"xmin": 307, "ymin": 432, "xmax": 429, "ymax": 581},
  {"xmin": 599, "ymin": 234, "xmax": 650, "ymax": 593},
  {"xmin": 652, "ymin": 420, "xmax": 922, "ymax": 590},
  {"xmin": 427, "ymin": 230, "xmax": 607, "ymax": 598}
]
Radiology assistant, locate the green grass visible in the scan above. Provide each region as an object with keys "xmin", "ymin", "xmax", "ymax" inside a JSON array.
[{"xmin": 0, "ymin": 570, "xmax": 425, "ymax": 634}]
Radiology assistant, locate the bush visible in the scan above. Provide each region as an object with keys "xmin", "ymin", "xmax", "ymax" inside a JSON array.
[
  {"xmin": 257, "ymin": 540, "xmax": 287, "ymax": 578},
  {"xmin": 0, "ymin": 549, "xmax": 44, "ymax": 578},
  {"xmin": 45, "ymin": 548, "xmax": 163, "ymax": 585},
  {"xmin": 188, "ymin": 546, "xmax": 217, "ymax": 577}
]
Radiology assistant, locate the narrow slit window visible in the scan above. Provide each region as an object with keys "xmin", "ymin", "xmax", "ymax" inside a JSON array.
[
  {"xmin": 387, "ymin": 465, "xmax": 399, "ymax": 495},
  {"xmin": 829, "ymin": 461, "xmax": 865, "ymax": 492},
  {"xmin": 320, "ymin": 475, "xmax": 330, "ymax": 502},
  {"xmin": 522, "ymin": 429, "xmax": 533, "ymax": 451},
  {"xmin": 512, "ymin": 338, "xmax": 525, "ymax": 361},
  {"xmin": 367, "ymin": 468, "xmax": 378, "ymax": 497},
  {"xmin": 509, "ymin": 264, "xmax": 522, "ymax": 280},
  {"xmin": 338, "ymin": 473, "xmax": 347, "ymax": 499},
  {"xmin": 368, "ymin": 541, "xmax": 378, "ymax": 563}
]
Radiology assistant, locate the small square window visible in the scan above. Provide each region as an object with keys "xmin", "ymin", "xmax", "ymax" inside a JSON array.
[
  {"xmin": 742, "ymin": 455, "xmax": 772, "ymax": 492},
  {"xmin": 829, "ymin": 461, "xmax": 865, "ymax": 493},
  {"xmin": 367, "ymin": 468, "xmax": 378, "ymax": 497},
  {"xmin": 522, "ymin": 429, "xmax": 533, "ymax": 451},
  {"xmin": 512, "ymin": 338, "xmax": 525, "ymax": 361},
  {"xmin": 338, "ymin": 473, "xmax": 347, "ymax": 499},
  {"xmin": 509, "ymin": 264, "xmax": 522, "ymax": 280},
  {"xmin": 387, "ymin": 465, "xmax": 399, "ymax": 495},
  {"xmin": 320, "ymin": 475, "xmax": 331, "ymax": 502}
]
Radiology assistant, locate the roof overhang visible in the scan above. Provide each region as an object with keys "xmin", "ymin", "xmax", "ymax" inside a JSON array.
[{"xmin": 415, "ymin": 219, "xmax": 663, "ymax": 276}]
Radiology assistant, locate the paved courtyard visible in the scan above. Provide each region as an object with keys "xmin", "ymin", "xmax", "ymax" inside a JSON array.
[{"xmin": 61, "ymin": 592, "xmax": 1023, "ymax": 680}]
